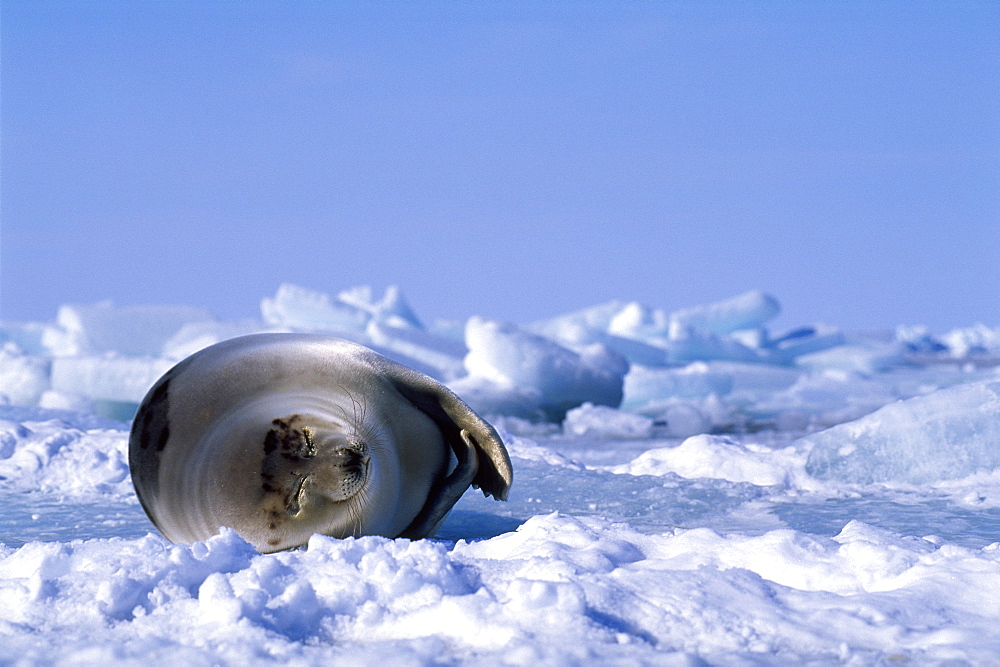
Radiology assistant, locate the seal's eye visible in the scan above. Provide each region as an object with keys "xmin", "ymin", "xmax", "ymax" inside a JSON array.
[{"xmin": 264, "ymin": 416, "xmax": 317, "ymax": 460}]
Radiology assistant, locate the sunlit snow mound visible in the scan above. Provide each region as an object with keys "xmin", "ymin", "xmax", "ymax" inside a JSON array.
[
  {"xmin": 3, "ymin": 514, "xmax": 1000, "ymax": 664},
  {"xmin": 0, "ymin": 416, "xmax": 131, "ymax": 497}
]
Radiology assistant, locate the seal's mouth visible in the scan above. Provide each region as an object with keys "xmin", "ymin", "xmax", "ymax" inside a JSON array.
[
  {"xmin": 287, "ymin": 474, "xmax": 308, "ymax": 516},
  {"xmin": 323, "ymin": 448, "xmax": 371, "ymax": 538}
]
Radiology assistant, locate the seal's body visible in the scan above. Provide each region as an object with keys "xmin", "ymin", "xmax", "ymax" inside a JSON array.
[{"xmin": 129, "ymin": 333, "xmax": 511, "ymax": 552}]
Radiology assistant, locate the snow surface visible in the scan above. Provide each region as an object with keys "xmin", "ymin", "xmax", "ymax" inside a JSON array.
[{"xmin": 1, "ymin": 285, "xmax": 999, "ymax": 663}]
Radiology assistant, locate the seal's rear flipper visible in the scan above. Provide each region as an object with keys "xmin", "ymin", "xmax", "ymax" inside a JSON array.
[{"xmin": 376, "ymin": 356, "xmax": 513, "ymax": 503}]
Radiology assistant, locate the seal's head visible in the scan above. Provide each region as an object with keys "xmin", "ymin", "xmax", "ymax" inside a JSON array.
[{"xmin": 129, "ymin": 333, "xmax": 512, "ymax": 552}]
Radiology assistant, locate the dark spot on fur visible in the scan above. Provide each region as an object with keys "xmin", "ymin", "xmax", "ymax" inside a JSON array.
[
  {"xmin": 155, "ymin": 425, "xmax": 170, "ymax": 451},
  {"xmin": 263, "ymin": 429, "xmax": 279, "ymax": 454},
  {"xmin": 261, "ymin": 416, "xmax": 316, "ymax": 521},
  {"xmin": 128, "ymin": 361, "xmax": 185, "ymax": 528},
  {"xmin": 267, "ymin": 538, "xmax": 280, "ymax": 546},
  {"xmin": 261, "ymin": 471, "xmax": 277, "ymax": 493},
  {"xmin": 135, "ymin": 378, "xmax": 171, "ymax": 452}
]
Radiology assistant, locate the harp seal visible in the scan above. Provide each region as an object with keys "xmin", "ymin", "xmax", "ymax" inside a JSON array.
[{"xmin": 128, "ymin": 333, "xmax": 512, "ymax": 553}]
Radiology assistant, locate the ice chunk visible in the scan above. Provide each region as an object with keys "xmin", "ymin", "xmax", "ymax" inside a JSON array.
[
  {"xmin": 50, "ymin": 356, "xmax": 173, "ymax": 404},
  {"xmin": 621, "ymin": 363, "xmax": 733, "ymax": 412},
  {"xmin": 462, "ymin": 317, "xmax": 628, "ymax": 421},
  {"xmin": 710, "ymin": 361, "xmax": 803, "ymax": 397},
  {"xmin": 592, "ymin": 334, "xmax": 671, "ymax": 366},
  {"xmin": 365, "ymin": 321, "xmax": 466, "ymax": 381},
  {"xmin": 337, "ymin": 285, "xmax": 379, "ymax": 311},
  {"xmin": 162, "ymin": 319, "xmax": 269, "ymax": 361},
  {"xmin": 0, "ymin": 344, "xmax": 50, "ymax": 406},
  {"xmin": 46, "ymin": 301, "xmax": 213, "ymax": 357},
  {"xmin": 447, "ymin": 375, "xmax": 547, "ymax": 421},
  {"xmin": 668, "ymin": 290, "xmax": 781, "ymax": 336},
  {"xmin": 895, "ymin": 325, "xmax": 948, "ymax": 355},
  {"xmin": 752, "ymin": 369, "xmax": 900, "ymax": 430},
  {"xmin": 608, "ymin": 305, "xmax": 776, "ymax": 364},
  {"xmin": 729, "ymin": 327, "xmax": 769, "ymax": 349},
  {"xmin": 940, "ymin": 323, "xmax": 1000, "ymax": 359},
  {"xmin": 661, "ymin": 326, "xmax": 770, "ymax": 364},
  {"xmin": 0, "ymin": 322, "xmax": 50, "ymax": 356},
  {"xmin": 660, "ymin": 402, "xmax": 712, "ymax": 437},
  {"xmin": 429, "ymin": 318, "xmax": 467, "ymax": 342},
  {"xmin": 533, "ymin": 292, "xmax": 781, "ymax": 364},
  {"xmin": 339, "ymin": 284, "xmax": 423, "ymax": 329},
  {"xmin": 803, "ymin": 380, "xmax": 1000, "ymax": 483},
  {"xmin": 38, "ymin": 390, "xmax": 94, "ymax": 414},
  {"xmin": 39, "ymin": 324, "xmax": 77, "ymax": 357},
  {"xmin": 607, "ymin": 301, "xmax": 672, "ymax": 341},
  {"xmin": 260, "ymin": 283, "xmax": 426, "ymax": 333},
  {"xmin": 563, "ymin": 403, "xmax": 654, "ymax": 439},
  {"xmin": 795, "ymin": 340, "xmax": 905, "ymax": 374},
  {"xmin": 526, "ymin": 302, "xmax": 671, "ymax": 366},
  {"xmin": 526, "ymin": 300, "xmax": 629, "ymax": 342},
  {"xmin": 57, "ymin": 301, "xmax": 213, "ymax": 356},
  {"xmin": 769, "ymin": 324, "xmax": 846, "ymax": 361},
  {"xmin": 624, "ymin": 361, "xmax": 802, "ymax": 422},
  {"xmin": 528, "ymin": 312, "xmax": 670, "ymax": 367},
  {"xmin": 260, "ymin": 283, "xmax": 370, "ymax": 332}
]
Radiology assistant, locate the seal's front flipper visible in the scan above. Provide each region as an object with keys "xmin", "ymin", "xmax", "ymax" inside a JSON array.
[{"xmin": 399, "ymin": 429, "xmax": 480, "ymax": 539}]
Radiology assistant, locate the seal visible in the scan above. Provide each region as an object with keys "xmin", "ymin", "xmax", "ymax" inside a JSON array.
[{"xmin": 128, "ymin": 333, "xmax": 512, "ymax": 552}]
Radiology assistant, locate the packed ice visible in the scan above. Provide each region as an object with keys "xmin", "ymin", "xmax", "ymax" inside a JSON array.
[
  {"xmin": 1, "ymin": 283, "xmax": 999, "ymax": 663},
  {"xmin": 804, "ymin": 380, "xmax": 1000, "ymax": 484}
]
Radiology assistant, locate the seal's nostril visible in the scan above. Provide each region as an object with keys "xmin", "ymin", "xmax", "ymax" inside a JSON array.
[{"xmin": 331, "ymin": 447, "xmax": 363, "ymax": 466}]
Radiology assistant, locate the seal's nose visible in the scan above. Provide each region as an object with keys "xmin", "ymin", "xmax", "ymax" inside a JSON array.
[{"xmin": 331, "ymin": 447, "xmax": 368, "ymax": 476}]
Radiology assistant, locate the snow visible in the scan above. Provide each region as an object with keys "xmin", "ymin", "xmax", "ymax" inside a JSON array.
[
  {"xmin": 609, "ymin": 434, "xmax": 808, "ymax": 488},
  {"xmin": 562, "ymin": 402, "xmax": 654, "ymax": 439},
  {"xmin": 1, "ymin": 284, "xmax": 1000, "ymax": 663}
]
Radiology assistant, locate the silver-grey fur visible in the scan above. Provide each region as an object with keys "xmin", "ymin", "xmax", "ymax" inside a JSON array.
[{"xmin": 129, "ymin": 333, "xmax": 512, "ymax": 552}]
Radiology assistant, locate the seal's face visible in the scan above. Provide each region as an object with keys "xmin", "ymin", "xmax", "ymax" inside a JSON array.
[
  {"xmin": 223, "ymin": 400, "xmax": 411, "ymax": 552},
  {"xmin": 258, "ymin": 414, "xmax": 373, "ymax": 547}
]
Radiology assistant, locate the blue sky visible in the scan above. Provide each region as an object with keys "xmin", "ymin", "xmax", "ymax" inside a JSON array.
[{"xmin": 2, "ymin": 1, "xmax": 997, "ymax": 333}]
